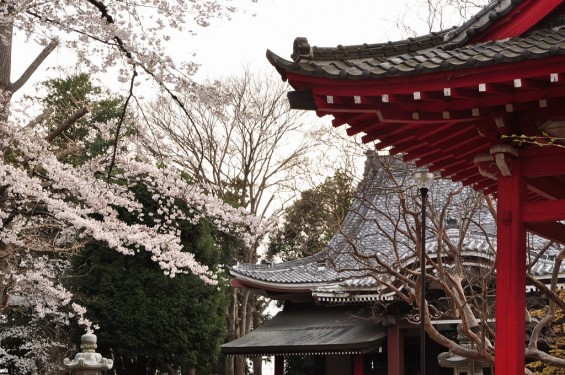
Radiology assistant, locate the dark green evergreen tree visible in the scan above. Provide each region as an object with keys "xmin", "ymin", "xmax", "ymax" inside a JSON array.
[
  {"xmin": 67, "ymin": 182, "xmax": 231, "ymax": 375},
  {"xmin": 39, "ymin": 73, "xmax": 125, "ymax": 164},
  {"xmin": 267, "ymin": 170, "xmax": 355, "ymax": 262}
]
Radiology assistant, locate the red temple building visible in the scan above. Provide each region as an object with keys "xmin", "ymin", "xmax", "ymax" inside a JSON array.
[{"xmin": 223, "ymin": 1, "xmax": 565, "ymax": 374}]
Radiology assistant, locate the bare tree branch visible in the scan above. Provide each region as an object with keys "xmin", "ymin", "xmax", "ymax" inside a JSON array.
[
  {"xmin": 10, "ymin": 40, "xmax": 58, "ymax": 94},
  {"xmin": 45, "ymin": 107, "xmax": 89, "ymax": 143}
]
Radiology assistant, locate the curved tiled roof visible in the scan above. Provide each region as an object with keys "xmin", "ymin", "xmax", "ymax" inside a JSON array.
[
  {"xmin": 442, "ymin": 0, "xmax": 524, "ymax": 49},
  {"xmin": 230, "ymin": 153, "xmax": 563, "ymax": 300},
  {"xmin": 232, "ymin": 154, "xmax": 488, "ymax": 288},
  {"xmin": 267, "ymin": 26, "xmax": 565, "ymax": 81}
]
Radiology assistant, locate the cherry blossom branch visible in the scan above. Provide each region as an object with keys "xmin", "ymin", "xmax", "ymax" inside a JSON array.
[
  {"xmin": 107, "ymin": 67, "xmax": 136, "ymax": 181},
  {"xmin": 10, "ymin": 39, "xmax": 58, "ymax": 94},
  {"xmin": 81, "ymin": 0, "xmax": 202, "ymax": 138},
  {"xmin": 25, "ymin": 107, "xmax": 54, "ymax": 129},
  {"xmin": 25, "ymin": 9, "xmax": 117, "ymax": 46}
]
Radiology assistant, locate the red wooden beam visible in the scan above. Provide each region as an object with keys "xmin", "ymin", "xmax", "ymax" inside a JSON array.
[
  {"xmin": 413, "ymin": 152, "xmax": 455, "ymax": 167},
  {"xmin": 482, "ymin": 184, "xmax": 498, "ymax": 196},
  {"xmin": 390, "ymin": 140, "xmax": 429, "ymax": 156},
  {"xmin": 364, "ymin": 125, "xmax": 421, "ymax": 145},
  {"xmin": 525, "ymin": 222, "xmax": 565, "ymax": 246},
  {"xmin": 435, "ymin": 159, "xmax": 469, "ymax": 176},
  {"xmin": 345, "ymin": 114, "xmax": 383, "ymax": 136},
  {"xmin": 353, "ymin": 354, "xmax": 364, "ymax": 375},
  {"xmin": 521, "ymin": 146, "xmax": 565, "ymax": 178},
  {"xmin": 472, "ymin": 178, "xmax": 498, "ymax": 192},
  {"xmin": 275, "ymin": 356, "xmax": 284, "ymax": 375},
  {"xmin": 334, "ymin": 112, "xmax": 374, "ymax": 127},
  {"xmin": 387, "ymin": 321, "xmax": 404, "ymax": 375},
  {"xmin": 451, "ymin": 168, "xmax": 480, "ymax": 182},
  {"xmin": 522, "ymin": 199, "xmax": 565, "ymax": 223},
  {"xmin": 526, "ymin": 177, "xmax": 565, "ymax": 200}
]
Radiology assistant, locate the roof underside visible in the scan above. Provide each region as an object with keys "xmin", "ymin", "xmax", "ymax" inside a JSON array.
[
  {"xmin": 267, "ymin": 0, "xmax": 565, "ymax": 197},
  {"xmin": 220, "ymin": 305, "xmax": 385, "ymax": 356}
]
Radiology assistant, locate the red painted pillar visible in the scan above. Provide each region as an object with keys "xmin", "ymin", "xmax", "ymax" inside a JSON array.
[
  {"xmin": 387, "ymin": 322, "xmax": 404, "ymax": 375},
  {"xmin": 353, "ymin": 354, "xmax": 364, "ymax": 375},
  {"xmin": 495, "ymin": 158, "xmax": 527, "ymax": 374},
  {"xmin": 274, "ymin": 356, "xmax": 284, "ymax": 375}
]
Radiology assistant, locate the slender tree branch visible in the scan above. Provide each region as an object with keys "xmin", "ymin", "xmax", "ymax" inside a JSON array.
[
  {"xmin": 107, "ymin": 67, "xmax": 136, "ymax": 180},
  {"xmin": 10, "ymin": 40, "xmax": 58, "ymax": 94},
  {"xmin": 25, "ymin": 107, "xmax": 54, "ymax": 129},
  {"xmin": 45, "ymin": 107, "xmax": 89, "ymax": 143}
]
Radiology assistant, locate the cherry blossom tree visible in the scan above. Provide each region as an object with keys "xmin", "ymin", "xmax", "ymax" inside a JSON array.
[{"xmin": 0, "ymin": 0, "xmax": 263, "ymax": 372}]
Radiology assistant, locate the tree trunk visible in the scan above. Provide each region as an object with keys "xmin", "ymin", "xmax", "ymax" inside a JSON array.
[
  {"xmin": 0, "ymin": 21, "xmax": 13, "ymax": 122},
  {"xmin": 231, "ymin": 288, "xmax": 252, "ymax": 375},
  {"xmin": 234, "ymin": 356, "xmax": 246, "ymax": 375},
  {"xmin": 252, "ymin": 307, "xmax": 263, "ymax": 375},
  {"xmin": 252, "ymin": 358, "xmax": 262, "ymax": 375},
  {"xmin": 225, "ymin": 356, "xmax": 234, "ymax": 375},
  {"xmin": 0, "ymin": 22, "xmax": 12, "ymax": 91},
  {"xmin": 164, "ymin": 363, "xmax": 177, "ymax": 375}
]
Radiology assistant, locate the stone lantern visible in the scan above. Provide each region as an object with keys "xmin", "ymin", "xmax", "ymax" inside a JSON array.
[
  {"xmin": 438, "ymin": 325, "xmax": 490, "ymax": 375},
  {"xmin": 64, "ymin": 333, "xmax": 113, "ymax": 375}
]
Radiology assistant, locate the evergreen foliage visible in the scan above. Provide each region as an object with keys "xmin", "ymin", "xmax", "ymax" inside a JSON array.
[
  {"xmin": 39, "ymin": 73, "xmax": 125, "ymax": 164},
  {"xmin": 49, "ymin": 73, "xmax": 234, "ymax": 375},
  {"xmin": 69, "ymin": 239, "xmax": 227, "ymax": 374},
  {"xmin": 267, "ymin": 171, "xmax": 355, "ymax": 261}
]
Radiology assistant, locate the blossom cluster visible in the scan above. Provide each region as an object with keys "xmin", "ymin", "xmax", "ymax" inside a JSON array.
[{"xmin": 1, "ymin": 117, "xmax": 267, "ymax": 278}]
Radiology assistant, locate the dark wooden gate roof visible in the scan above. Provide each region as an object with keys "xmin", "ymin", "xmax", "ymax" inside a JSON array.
[{"xmin": 221, "ymin": 304, "xmax": 386, "ymax": 356}]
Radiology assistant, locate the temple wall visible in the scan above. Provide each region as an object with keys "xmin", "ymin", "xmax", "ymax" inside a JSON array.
[{"xmin": 325, "ymin": 355, "xmax": 352, "ymax": 375}]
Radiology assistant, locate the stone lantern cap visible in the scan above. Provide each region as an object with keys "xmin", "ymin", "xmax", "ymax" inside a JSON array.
[
  {"xmin": 438, "ymin": 325, "xmax": 489, "ymax": 374},
  {"xmin": 64, "ymin": 333, "xmax": 113, "ymax": 371}
]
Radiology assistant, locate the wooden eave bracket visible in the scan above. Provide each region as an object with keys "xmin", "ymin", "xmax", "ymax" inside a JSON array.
[
  {"xmin": 490, "ymin": 144, "xmax": 519, "ymax": 177},
  {"xmin": 474, "ymin": 153, "xmax": 498, "ymax": 180},
  {"xmin": 473, "ymin": 144, "xmax": 520, "ymax": 180}
]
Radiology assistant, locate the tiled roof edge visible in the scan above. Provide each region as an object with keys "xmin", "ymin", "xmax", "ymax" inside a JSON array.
[
  {"xmin": 442, "ymin": 0, "xmax": 523, "ymax": 49},
  {"xmin": 287, "ymin": 30, "xmax": 453, "ymax": 62}
]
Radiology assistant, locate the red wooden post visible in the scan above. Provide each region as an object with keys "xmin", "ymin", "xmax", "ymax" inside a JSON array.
[
  {"xmin": 387, "ymin": 322, "xmax": 404, "ymax": 375},
  {"xmin": 353, "ymin": 354, "xmax": 364, "ymax": 375},
  {"xmin": 495, "ymin": 158, "xmax": 527, "ymax": 374},
  {"xmin": 274, "ymin": 356, "xmax": 284, "ymax": 375}
]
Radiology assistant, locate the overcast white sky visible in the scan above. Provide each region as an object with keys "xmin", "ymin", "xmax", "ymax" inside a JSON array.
[
  {"xmin": 189, "ymin": 0, "xmax": 441, "ymax": 80},
  {"xmin": 10, "ymin": 0, "xmax": 474, "ymax": 96}
]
